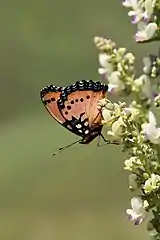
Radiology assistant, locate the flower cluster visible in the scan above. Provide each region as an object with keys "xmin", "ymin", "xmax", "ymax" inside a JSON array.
[
  {"xmin": 144, "ymin": 173, "xmax": 160, "ymax": 193},
  {"xmin": 94, "ymin": 36, "xmax": 152, "ymax": 98},
  {"xmin": 94, "ymin": 34, "xmax": 160, "ymax": 239},
  {"xmin": 123, "ymin": 0, "xmax": 160, "ymax": 43},
  {"xmin": 94, "ymin": 37, "xmax": 135, "ymax": 94}
]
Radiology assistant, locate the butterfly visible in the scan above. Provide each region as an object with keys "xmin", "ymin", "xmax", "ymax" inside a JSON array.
[{"xmin": 40, "ymin": 80, "xmax": 109, "ymax": 154}]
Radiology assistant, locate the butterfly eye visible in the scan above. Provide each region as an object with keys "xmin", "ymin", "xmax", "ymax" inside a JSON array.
[
  {"xmin": 67, "ymin": 106, "xmax": 71, "ymax": 110},
  {"xmin": 75, "ymin": 99, "xmax": 79, "ymax": 102},
  {"xmin": 70, "ymin": 100, "xmax": 74, "ymax": 104},
  {"xmin": 86, "ymin": 95, "xmax": 90, "ymax": 99},
  {"xmin": 80, "ymin": 98, "xmax": 84, "ymax": 102}
]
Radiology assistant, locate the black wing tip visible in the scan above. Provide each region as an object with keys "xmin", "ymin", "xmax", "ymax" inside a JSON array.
[
  {"xmin": 65, "ymin": 79, "xmax": 108, "ymax": 92},
  {"xmin": 40, "ymin": 84, "xmax": 62, "ymax": 98},
  {"xmin": 40, "ymin": 80, "xmax": 108, "ymax": 98},
  {"xmin": 75, "ymin": 79, "xmax": 108, "ymax": 92}
]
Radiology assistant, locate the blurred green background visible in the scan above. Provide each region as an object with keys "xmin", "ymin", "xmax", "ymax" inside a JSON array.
[{"xmin": 0, "ymin": 0, "xmax": 158, "ymax": 239}]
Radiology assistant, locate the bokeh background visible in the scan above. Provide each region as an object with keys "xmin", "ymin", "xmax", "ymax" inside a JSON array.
[{"xmin": 0, "ymin": 1, "xmax": 158, "ymax": 239}]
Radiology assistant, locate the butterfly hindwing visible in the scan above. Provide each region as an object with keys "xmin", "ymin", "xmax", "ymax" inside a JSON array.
[
  {"xmin": 57, "ymin": 80, "xmax": 108, "ymax": 138},
  {"xmin": 58, "ymin": 90, "xmax": 94, "ymax": 137}
]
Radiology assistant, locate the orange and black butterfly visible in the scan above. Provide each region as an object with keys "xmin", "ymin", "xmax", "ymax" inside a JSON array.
[{"xmin": 40, "ymin": 80, "xmax": 108, "ymax": 155}]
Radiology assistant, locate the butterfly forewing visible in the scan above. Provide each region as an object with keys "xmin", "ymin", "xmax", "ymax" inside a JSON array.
[{"xmin": 40, "ymin": 85, "xmax": 66, "ymax": 124}]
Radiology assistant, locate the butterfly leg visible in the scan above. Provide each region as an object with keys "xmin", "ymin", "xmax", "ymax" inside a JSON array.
[
  {"xmin": 100, "ymin": 134, "xmax": 107, "ymax": 142},
  {"xmin": 97, "ymin": 134, "xmax": 119, "ymax": 147}
]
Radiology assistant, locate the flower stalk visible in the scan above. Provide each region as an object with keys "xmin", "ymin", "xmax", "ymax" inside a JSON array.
[{"xmin": 93, "ymin": 1, "xmax": 160, "ymax": 238}]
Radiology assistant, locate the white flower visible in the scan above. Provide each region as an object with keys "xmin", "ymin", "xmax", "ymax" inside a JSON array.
[
  {"xmin": 144, "ymin": 0, "xmax": 156, "ymax": 20},
  {"xmin": 142, "ymin": 111, "xmax": 160, "ymax": 144},
  {"xmin": 134, "ymin": 74, "xmax": 151, "ymax": 98},
  {"xmin": 135, "ymin": 22, "xmax": 158, "ymax": 42},
  {"xmin": 128, "ymin": 8, "xmax": 144, "ymax": 24},
  {"xmin": 143, "ymin": 173, "xmax": 160, "ymax": 193},
  {"xmin": 98, "ymin": 68, "xmax": 106, "ymax": 75},
  {"xmin": 123, "ymin": 0, "xmax": 138, "ymax": 8},
  {"xmin": 123, "ymin": 0, "xmax": 144, "ymax": 24},
  {"xmin": 123, "ymin": 0, "xmax": 156, "ymax": 23},
  {"xmin": 117, "ymin": 47, "xmax": 126, "ymax": 57},
  {"xmin": 107, "ymin": 117, "xmax": 126, "ymax": 140},
  {"xmin": 124, "ymin": 156, "xmax": 141, "ymax": 171},
  {"xmin": 108, "ymin": 71, "xmax": 125, "ymax": 93},
  {"xmin": 113, "ymin": 103, "xmax": 122, "ymax": 116},
  {"xmin": 102, "ymin": 108, "xmax": 112, "ymax": 124},
  {"xmin": 112, "ymin": 119, "xmax": 124, "ymax": 134},
  {"xmin": 141, "ymin": 74, "xmax": 151, "ymax": 98},
  {"xmin": 143, "ymin": 55, "xmax": 159, "ymax": 77},
  {"xmin": 98, "ymin": 98, "xmax": 108, "ymax": 107},
  {"xmin": 98, "ymin": 53, "xmax": 113, "ymax": 77},
  {"xmin": 126, "ymin": 197, "xmax": 148, "ymax": 225},
  {"xmin": 154, "ymin": 94, "xmax": 160, "ymax": 107},
  {"xmin": 124, "ymin": 52, "xmax": 135, "ymax": 64},
  {"xmin": 124, "ymin": 157, "xmax": 135, "ymax": 171},
  {"xmin": 125, "ymin": 106, "xmax": 139, "ymax": 121}
]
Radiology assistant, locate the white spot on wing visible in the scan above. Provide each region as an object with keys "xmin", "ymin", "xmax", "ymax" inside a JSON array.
[
  {"xmin": 76, "ymin": 124, "xmax": 82, "ymax": 129},
  {"xmin": 84, "ymin": 121, "xmax": 89, "ymax": 126},
  {"xmin": 85, "ymin": 130, "xmax": 89, "ymax": 135}
]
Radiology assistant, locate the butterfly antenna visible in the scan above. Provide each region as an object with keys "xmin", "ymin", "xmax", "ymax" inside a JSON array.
[{"xmin": 53, "ymin": 139, "xmax": 80, "ymax": 156}]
